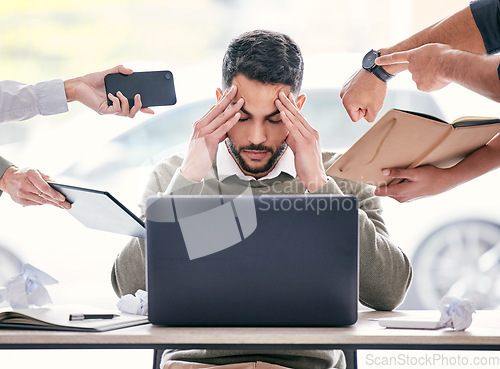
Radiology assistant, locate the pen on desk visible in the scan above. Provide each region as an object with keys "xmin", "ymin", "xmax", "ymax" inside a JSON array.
[{"xmin": 69, "ymin": 313, "xmax": 119, "ymax": 321}]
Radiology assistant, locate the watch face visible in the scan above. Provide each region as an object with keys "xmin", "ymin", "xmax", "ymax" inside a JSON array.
[{"xmin": 362, "ymin": 50, "xmax": 378, "ymax": 69}]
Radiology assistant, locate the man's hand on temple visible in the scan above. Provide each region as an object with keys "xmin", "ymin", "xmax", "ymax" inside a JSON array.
[
  {"xmin": 275, "ymin": 91, "xmax": 327, "ymax": 193},
  {"xmin": 181, "ymin": 86, "xmax": 244, "ymax": 182}
]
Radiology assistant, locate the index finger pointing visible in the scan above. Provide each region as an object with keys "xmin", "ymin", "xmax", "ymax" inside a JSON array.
[{"xmin": 375, "ymin": 51, "xmax": 410, "ymax": 66}]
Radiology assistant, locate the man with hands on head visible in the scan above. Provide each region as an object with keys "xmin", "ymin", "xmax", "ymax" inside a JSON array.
[
  {"xmin": 340, "ymin": 0, "xmax": 500, "ymax": 202},
  {"xmin": 112, "ymin": 30, "xmax": 411, "ymax": 369},
  {"xmin": 181, "ymin": 78, "xmax": 327, "ymax": 194},
  {"xmin": 0, "ymin": 64, "xmax": 154, "ymax": 209}
]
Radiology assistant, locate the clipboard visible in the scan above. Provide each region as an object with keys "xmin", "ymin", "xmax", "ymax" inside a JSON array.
[{"xmin": 49, "ymin": 183, "xmax": 145, "ymax": 238}]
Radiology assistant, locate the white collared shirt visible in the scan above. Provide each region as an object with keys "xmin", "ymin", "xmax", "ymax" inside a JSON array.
[{"xmin": 216, "ymin": 140, "xmax": 296, "ymax": 181}]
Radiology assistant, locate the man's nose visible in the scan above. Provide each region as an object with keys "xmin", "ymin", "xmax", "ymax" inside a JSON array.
[{"xmin": 248, "ymin": 121, "xmax": 266, "ymax": 145}]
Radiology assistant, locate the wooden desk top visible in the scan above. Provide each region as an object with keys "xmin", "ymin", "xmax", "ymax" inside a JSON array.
[{"xmin": 0, "ymin": 310, "xmax": 499, "ymax": 349}]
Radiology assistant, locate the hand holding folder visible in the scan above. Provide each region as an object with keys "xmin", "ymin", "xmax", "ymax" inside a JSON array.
[{"xmin": 327, "ymin": 109, "xmax": 500, "ymax": 187}]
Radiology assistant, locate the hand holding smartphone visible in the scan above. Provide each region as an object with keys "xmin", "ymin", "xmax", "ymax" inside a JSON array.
[{"xmin": 105, "ymin": 70, "xmax": 177, "ymax": 108}]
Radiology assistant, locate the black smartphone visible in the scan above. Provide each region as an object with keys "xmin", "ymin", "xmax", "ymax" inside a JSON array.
[{"xmin": 104, "ymin": 70, "xmax": 177, "ymax": 108}]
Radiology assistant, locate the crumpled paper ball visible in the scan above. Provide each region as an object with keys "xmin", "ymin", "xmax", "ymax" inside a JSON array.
[
  {"xmin": 438, "ymin": 295, "xmax": 475, "ymax": 331},
  {"xmin": 117, "ymin": 289, "xmax": 148, "ymax": 316},
  {"xmin": 0, "ymin": 264, "xmax": 58, "ymax": 309}
]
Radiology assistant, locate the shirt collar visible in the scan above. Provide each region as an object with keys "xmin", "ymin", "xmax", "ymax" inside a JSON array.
[{"xmin": 216, "ymin": 140, "xmax": 296, "ymax": 182}]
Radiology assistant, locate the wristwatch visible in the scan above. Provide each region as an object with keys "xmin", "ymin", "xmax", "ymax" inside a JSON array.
[{"xmin": 362, "ymin": 49, "xmax": 394, "ymax": 82}]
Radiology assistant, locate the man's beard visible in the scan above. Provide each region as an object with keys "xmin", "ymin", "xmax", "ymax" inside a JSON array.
[{"xmin": 226, "ymin": 139, "xmax": 287, "ymax": 176}]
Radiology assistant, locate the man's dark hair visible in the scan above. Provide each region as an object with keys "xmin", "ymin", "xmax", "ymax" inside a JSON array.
[{"xmin": 222, "ymin": 30, "xmax": 304, "ymax": 95}]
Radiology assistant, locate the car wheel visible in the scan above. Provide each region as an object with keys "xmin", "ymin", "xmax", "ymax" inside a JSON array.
[{"xmin": 411, "ymin": 219, "xmax": 500, "ymax": 310}]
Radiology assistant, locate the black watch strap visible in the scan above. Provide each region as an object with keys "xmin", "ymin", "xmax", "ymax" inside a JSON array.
[{"xmin": 371, "ymin": 64, "xmax": 394, "ymax": 82}]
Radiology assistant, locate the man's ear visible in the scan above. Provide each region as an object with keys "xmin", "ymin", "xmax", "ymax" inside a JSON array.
[
  {"xmin": 216, "ymin": 88, "xmax": 223, "ymax": 102},
  {"xmin": 295, "ymin": 94, "xmax": 306, "ymax": 110}
]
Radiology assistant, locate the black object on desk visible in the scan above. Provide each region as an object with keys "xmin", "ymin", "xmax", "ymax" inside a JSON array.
[{"xmin": 69, "ymin": 314, "xmax": 119, "ymax": 321}]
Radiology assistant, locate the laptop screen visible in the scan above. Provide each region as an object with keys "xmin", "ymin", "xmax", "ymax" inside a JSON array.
[{"xmin": 146, "ymin": 194, "xmax": 359, "ymax": 327}]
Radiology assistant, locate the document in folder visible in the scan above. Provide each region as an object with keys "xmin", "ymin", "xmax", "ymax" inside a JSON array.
[
  {"xmin": 326, "ymin": 109, "xmax": 500, "ymax": 186},
  {"xmin": 49, "ymin": 183, "xmax": 145, "ymax": 238}
]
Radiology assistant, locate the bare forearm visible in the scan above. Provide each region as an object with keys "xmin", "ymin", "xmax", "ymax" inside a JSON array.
[
  {"xmin": 445, "ymin": 134, "xmax": 500, "ymax": 187},
  {"xmin": 439, "ymin": 50, "xmax": 500, "ymax": 101},
  {"xmin": 380, "ymin": 7, "xmax": 485, "ymax": 75},
  {"xmin": 340, "ymin": 2, "xmax": 493, "ymax": 123}
]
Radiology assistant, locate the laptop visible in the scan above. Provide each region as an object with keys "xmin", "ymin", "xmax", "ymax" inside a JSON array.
[{"xmin": 145, "ymin": 194, "xmax": 359, "ymax": 327}]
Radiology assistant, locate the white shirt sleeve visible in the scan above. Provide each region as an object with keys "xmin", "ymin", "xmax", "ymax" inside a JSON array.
[{"xmin": 0, "ymin": 79, "xmax": 69, "ymax": 123}]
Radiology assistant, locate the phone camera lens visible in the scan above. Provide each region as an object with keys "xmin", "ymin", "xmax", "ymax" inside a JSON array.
[{"xmin": 165, "ymin": 72, "xmax": 172, "ymax": 80}]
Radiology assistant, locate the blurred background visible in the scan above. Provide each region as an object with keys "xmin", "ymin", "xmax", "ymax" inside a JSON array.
[{"xmin": 0, "ymin": 0, "xmax": 499, "ymax": 368}]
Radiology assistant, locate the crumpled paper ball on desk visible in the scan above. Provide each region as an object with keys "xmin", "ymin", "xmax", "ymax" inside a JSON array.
[{"xmin": 0, "ymin": 263, "xmax": 58, "ymax": 309}]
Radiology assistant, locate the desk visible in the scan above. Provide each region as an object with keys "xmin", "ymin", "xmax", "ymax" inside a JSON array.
[{"xmin": 0, "ymin": 310, "xmax": 498, "ymax": 369}]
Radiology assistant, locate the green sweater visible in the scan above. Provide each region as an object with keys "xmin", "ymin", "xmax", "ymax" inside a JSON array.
[{"xmin": 111, "ymin": 151, "xmax": 412, "ymax": 369}]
